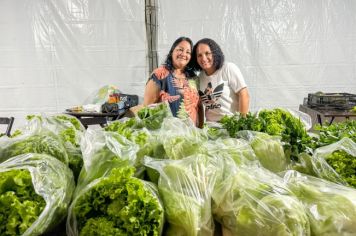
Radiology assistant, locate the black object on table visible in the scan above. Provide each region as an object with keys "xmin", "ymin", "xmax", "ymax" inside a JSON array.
[
  {"xmin": 299, "ymin": 104, "xmax": 356, "ymax": 126},
  {"xmin": 64, "ymin": 109, "xmax": 126, "ymax": 128},
  {"xmin": 0, "ymin": 117, "xmax": 14, "ymax": 136}
]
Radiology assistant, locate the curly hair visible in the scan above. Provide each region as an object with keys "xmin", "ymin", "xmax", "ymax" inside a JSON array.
[
  {"xmin": 192, "ymin": 38, "xmax": 225, "ymax": 72},
  {"xmin": 163, "ymin": 36, "xmax": 195, "ymax": 77}
]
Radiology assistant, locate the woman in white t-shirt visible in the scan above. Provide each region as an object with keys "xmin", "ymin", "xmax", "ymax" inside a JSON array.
[{"xmin": 192, "ymin": 38, "xmax": 250, "ymax": 122}]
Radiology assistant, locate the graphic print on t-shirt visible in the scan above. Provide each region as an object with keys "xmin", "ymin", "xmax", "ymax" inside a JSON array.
[{"xmin": 199, "ymin": 82, "xmax": 224, "ymax": 109}]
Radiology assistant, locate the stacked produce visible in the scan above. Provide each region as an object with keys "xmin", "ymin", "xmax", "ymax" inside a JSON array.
[
  {"xmin": 212, "ymin": 166, "xmax": 310, "ymax": 236},
  {"xmin": 67, "ymin": 167, "xmax": 164, "ymax": 236},
  {"xmin": 0, "ymin": 154, "xmax": 74, "ymax": 236},
  {"xmin": 144, "ymin": 154, "xmax": 234, "ymax": 236},
  {"xmin": 284, "ymin": 170, "xmax": 356, "ymax": 235},
  {"xmin": 1, "ymin": 104, "xmax": 355, "ymax": 236}
]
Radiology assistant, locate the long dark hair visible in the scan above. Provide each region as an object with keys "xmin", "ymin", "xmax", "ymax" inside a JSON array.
[
  {"xmin": 163, "ymin": 36, "xmax": 195, "ymax": 77},
  {"xmin": 192, "ymin": 38, "xmax": 225, "ymax": 72}
]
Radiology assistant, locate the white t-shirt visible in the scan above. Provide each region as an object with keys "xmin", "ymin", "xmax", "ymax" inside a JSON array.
[{"xmin": 199, "ymin": 62, "xmax": 247, "ymax": 122}]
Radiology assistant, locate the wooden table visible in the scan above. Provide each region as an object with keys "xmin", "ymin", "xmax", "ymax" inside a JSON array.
[
  {"xmin": 64, "ymin": 109, "xmax": 126, "ymax": 128},
  {"xmin": 299, "ymin": 104, "xmax": 356, "ymax": 126}
]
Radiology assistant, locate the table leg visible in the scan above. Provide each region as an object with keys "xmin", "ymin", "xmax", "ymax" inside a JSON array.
[
  {"xmin": 328, "ymin": 116, "xmax": 335, "ymax": 126},
  {"xmin": 317, "ymin": 114, "xmax": 322, "ymax": 126}
]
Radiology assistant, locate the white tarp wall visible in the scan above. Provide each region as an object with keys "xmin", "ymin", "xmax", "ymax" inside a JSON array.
[
  {"xmin": 157, "ymin": 0, "xmax": 356, "ymax": 112},
  {"xmin": 1, "ymin": 0, "xmax": 356, "ymax": 128},
  {"xmin": 0, "ymin": 0, "xmax": 146, "ymax": 128}
]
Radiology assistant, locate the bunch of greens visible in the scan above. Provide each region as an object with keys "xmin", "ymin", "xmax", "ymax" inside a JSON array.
[
  {"xmin": 5, "ymin": 114, "xmax": 85, "ymax": 180},
  {"xmin": 36, "ymin": 114, "xmax": 85, "ymax": 180},
  {"xmin": 160, "ymin": 117, "xmax": 207, "ymax": 160},
  {"xmin": 237, "ymin": 131, "xmax": 289, "ymax": 173},
  {"xmin": 137, "ymin": 103, "xmax": 171, "ymax": 130},
  {"xmin": 326, "ymin": 150, "xmax": 356, "ymax": 188},
  {"xmin": 205, "ymin": 126, "xmax": 230, "ymax": 140},
  {"xmin": 106, "ymin": 119, "xmax": 168, "ymax": 183},
  {"xmin": 311, "ymin": 138, "xmax": 356, "ymax": 188},
  {"xmin": 212, "ymin": 166, "xmax": 310, "ymax": 236},
  {"xmin": 258, "ymin": 109, "xmax": 312, "ymax": 159},
  {"xmin": 220, "ymin": 109, "xmax": 312, "ymax": 161},
  {"xmin": 68, "ymin": 167, "xmax": 164, "ymax": 236},
  {"xmin": 0, "ymin": 129, "xmax": 69, "ymax": 165},
  {"xmin": 201, "ymin": 138, "xmax": 257, "ymax": 167},
  {"xmin": 145, "ymin": 155, "xmax": 227, "ymax": 236},
  {"xmin": 312, "ymin": 120, "xmax": 356, "ymax": 148},
  {"xmin": 105, "ymin": 119, "xmax": 160, "ymax": 160},
  {"xmin": 105, "ymin": 118, "xmax": 140, "ymax": 140},
  {"xmin": 46, "ymin": 114, "xmax": 85, "ymax": 182},
  {"xmin": 0, "ymin": 169, "xmax": 45, "ymax": 236},
  {"xmin": 0, "ymin": 154, "xmax": 75, "ymax": 236},
  {"xmin": 220, "ymin": 112, "xmax": 264, "ymax": 137},
  {"xmin": 76, "ymin": 129, "xmax": 139, "ymax": 190},
  {"xmin": 284, "ymin": 170, "xmax": 356, "ymax": 235}
]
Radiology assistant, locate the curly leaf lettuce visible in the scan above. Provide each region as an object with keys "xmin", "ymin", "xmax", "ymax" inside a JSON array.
[{"xmin": 68, "ymin": 167, "xmax": 164, "ymax": 236}]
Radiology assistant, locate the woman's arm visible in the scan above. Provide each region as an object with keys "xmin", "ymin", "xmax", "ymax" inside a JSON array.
[
  {"xmin": 237, "ymin": 87, "xmax": 250, "ymax": 115},
  {"xmin": 143, "ymin": 79, "xmax": 160, "ymax": 105}
]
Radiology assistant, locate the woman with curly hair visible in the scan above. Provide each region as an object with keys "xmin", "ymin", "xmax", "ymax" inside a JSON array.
[
  {"xmin": 144, "ymin": 36, "xmax": 202, "ymax": 127},
  {"xmin": 192, "ymin": 38, "xmax": 250, "ymax": 122}
]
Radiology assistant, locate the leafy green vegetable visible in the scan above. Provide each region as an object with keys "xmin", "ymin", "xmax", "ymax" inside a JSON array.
[
  {"xmin": 145, "ymin": 155, "xmax": 226, "ymax": 236},
  {"xmin": 0, "ymin": 130, "xmax": 69, "ymax": 165},
  {"xmin": 313, "ymin": 120, "xmax": 356, "ymax": 148},
  {"xmin": 220, "ymin": 112, "xmax": 264, "ymax": 137},
  {"xmin": 306, "ymin": 138, "xmax": 356, "ymax": 188},
  {"xmin": 41, "ymin": 114, "xmax": 85, "ymax": 181},
  {"xmin": 0, "ymin": 154, "xmax": 75, "ymax": 236},
  {"xmin": 68, "ymin": 167, "xmax": 164, "ymax": 236},
  {"xmin": 284, "ymin": 170, "xmax": 356, "ymax": 235},
  {"xmin": 237, "ymin": 131, "xmax": 289, "ymax": 172},
  {"xmin": 201, "ymin": 138, "xmax": 257, "ymax": 167},
  {"xmin": 76, "ymin": 129, "xmax": 139, "ymax": 191},
  {"xmin": 220, "ymin": 109, "xmax": 312, "ymax": 161},
  {"xmin": 325, "ymin": 150, "xmax": 356, "ymax": 188},
  {"xmin": 213, "ymin": 167, "xmax": 310, "ymax": 236},
  {"xmin": 0, "ymin": 169, "xmax": 45, "ymax": 236},
  {"xmin": 137, "ymin": 103, "xmax": 171, "ymax": 130}
]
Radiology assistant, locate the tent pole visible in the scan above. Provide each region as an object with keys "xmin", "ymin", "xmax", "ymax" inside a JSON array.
[{"xmin": 145, "ymin": 0, "xmax": 158, "ymax": 74}]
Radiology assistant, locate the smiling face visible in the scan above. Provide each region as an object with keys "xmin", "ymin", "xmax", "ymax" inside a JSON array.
[
  {"xmin": 172, "ymin": 40, "xmax": 192, "ymax": 70},
  {"xmin": 196, "ymin": 43, "xmax": 215, "ymax": 75}
]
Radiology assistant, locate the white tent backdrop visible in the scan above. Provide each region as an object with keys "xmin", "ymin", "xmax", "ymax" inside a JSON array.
[
  {"xmin": 1, "ymin": 0, "xmax": 356, "ymax": 128},
  {"xmin": 157, "ymin": 0, "xmax": 356, "ymax": 111},
  {"xmin": 0, "ymin": 0, "xmax": 147, "ymax": 128}
]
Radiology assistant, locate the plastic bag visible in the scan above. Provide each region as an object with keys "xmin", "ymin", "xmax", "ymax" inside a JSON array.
[
  {"xmin": 286, "ymin": 108, "xmax": 312, "ymax": 131},
  {"xmin": 213, "ymin": 166, "xmax": 310, "ymax": 236},
  {"xmin": 83, "ymin": 85, "xmax": 121, "ymax": 105},
  {"xmin": 76, "ymin": 128, "xmax": 139, "ymax": 191},
  {"xmin": 283, "ymin": 170, "xmax": 356, "ymax": 235},
  {"xmin": 144, "ymin": 154, "xmax": 230, "ymax": 236},
  {"xmin": 26, "ymin": 114, "xmax": 85, "ymax": 181},
  {"xmin": 67, "ymin": 166, "xmax": 164, "ymax": 236},
  {"xmin": 237, "ymin": 130, "xmax": 289, "ymax": 173},
  {"xmin": 312, "ymin": 137, "xmax": 356, "ymax": 188},
  {"xmin": 201, "ymin": 137, "xmax": 258, "ymax": 166},
  {"xmin": 0, "ymin": 153, "xmax": 75, "ymax": 236},
  {"xmin": 0, "ymin": 120, "xmax": 69, "ymax": 165},
  {"xmin": 160, "ymin": 117, "xmax": 207, "ymax": 160}
]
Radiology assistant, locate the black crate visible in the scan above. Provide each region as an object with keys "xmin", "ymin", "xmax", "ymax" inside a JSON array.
[{"xmin": 307, "ymin": 92, "xmax": 356, "ymax": 110}]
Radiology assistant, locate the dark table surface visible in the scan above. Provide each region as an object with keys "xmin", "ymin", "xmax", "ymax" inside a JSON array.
[
  {"xmin": 299, "ymin": 104, "xmax": 356, "ymax": 126},
  {"xmin": 64, "ymin": 109, "xmax": 126, "ymax": 128}
]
